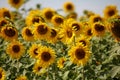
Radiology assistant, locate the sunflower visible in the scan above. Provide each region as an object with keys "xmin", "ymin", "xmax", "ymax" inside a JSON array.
[
  {"xmin": 108, "ymin": 18, "xmax": 120, "ymax": 41},
  {"xmin": 21, "ymin": 27, "xmax": 34, "ymax": 41},
  {"xmin": 103, "ymin": 5, "xmax": 118, "ymax": 19},
  {"xmin": 33, "ymin": 23, "xmax": 50, "ymax": 40},
  {"xmin": 48, "ymin": 28, "xmax": 58, "ymax": 43},
  {"xmin": 0, "ymin": 18, "xmax": 9, "ymax": 32},
  {"xmin": 33, "ymin": 62, "xmax": 46, "ymax": 75},
  {"xmin": 15, "ymin": 75, "xmax": 27, "ymax": 80},
  {"xmin": 57, "ymin": 57, "xmax": 66, "ymax": 69},
  {"xmin": 25, "ymin": 9, "xmax": 44, "ymax": 26},
  {"xmin": 70, "ymin": 20, "xmax": 83, "ymax": 37},
  {"xmin": 0, "ymin": 67, "xmax": 5, "ymax": 80},
  {"xmin": 89, "ymin": 14, "xmax": 103, "ymax": 24},
  {"xmin": 92, "ymin": 22, "xmax": 106, "ymax": 37},
  {"xmin": 0, "ymin": 8, "xmax": 12, "ymax": 19},
  {"xmin": 8, "ymin": 0, "xmax": 24, "ymax": 9},
  {"xmin": 0, "ymin": 18, "xmax": 8, "ymax": 27},
  {"xmin": 36, "ymin": 46, "xmax": 56, "ymax": 68},
  {"xmin": 76, "ymin": 35, "xmax": 90, "ymax": 47},
  {"xmin": 83, "ymin": 23, "xmax": 93, "ymax": 39},
  {"xmin": 42, "ymin": 8, "xmax": 56, "ymax": 21},
  {"xmin": 51, "ymin": 15, "xmax": 64, "ymax": 27},
  {"xmin": 1, "ymin": 26, "xmax": 18, "ymax": 41},
  {"xmin": 58, "ymin": 18, "xmax": 75, "ymax": 44},
  {"xmin": 28, "ymin": 44, "xmax": 41, "ymax": 59},
  {"xmin": 63, "ymin": 2, "xmax": 75, "ymax": 12},
  {"xmin": 6, "ymin": 40, "xmax": 25, "ymax": 59},
  {"xmin": 68, "ymin": 43, "xmax": 90, "ymax": 66}
]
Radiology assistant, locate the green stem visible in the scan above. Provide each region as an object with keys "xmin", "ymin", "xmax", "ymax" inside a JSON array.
[
  {"xmin": 46, "ymin": 68, "xmax": 49, "ymax": 80},
  {"xmin": 16, "ymin": 59, "xmax": 19, "ymax": 73},
  {"xmin": 73, "ymin": 36, "xmax": 76, "ymax": 46},
  {"xmin": 82, "ymin": 66, "xmax": 85, "ymax": 80}
]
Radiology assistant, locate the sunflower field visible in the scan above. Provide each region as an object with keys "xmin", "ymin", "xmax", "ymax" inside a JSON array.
[{"xmin": 0, "ymin": 0, "xmax": 120, "ymax": 80}]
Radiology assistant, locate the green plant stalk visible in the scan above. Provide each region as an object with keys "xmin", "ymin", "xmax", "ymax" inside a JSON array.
[{"xmin": 82, "ymin": 66, "xmax": 85, "ymax": 80}]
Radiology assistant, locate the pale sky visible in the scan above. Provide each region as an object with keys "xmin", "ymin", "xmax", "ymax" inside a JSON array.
[{"xmin": 0, "ymin": 0, "xmax": 120, "ymax": 17}]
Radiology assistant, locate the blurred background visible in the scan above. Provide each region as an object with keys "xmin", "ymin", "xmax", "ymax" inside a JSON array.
[{"xmin": 0, "ymin": 0, "xmax": 120, "ymax": 17}]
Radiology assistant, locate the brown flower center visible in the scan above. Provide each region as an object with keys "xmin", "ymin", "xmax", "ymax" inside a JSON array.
[
  {"xmin": 66, "ymin": 4, "xmax": 73, "ymax": 10},
  {"xmin": 108, "ymin": 10, "xmax": 115, "ymax": 17},
  {"xmin": 79, "ymin": 40, "xmax": 86, "ymax": 46},
  {"xmin": 32, "ymin": 17, "xmax": 39, "ymax": 24},
  {"xmin": 67, "ymin": 30, "xmax": 72, "ymax": 38},
  {"xmin": 0, "ymin": 20, "xmax": 7, "ymax": 26},
  {"xmin": 3, "ymin": 11, "xmax": 11, "ymax": 19},
  {"xmin": 51, "ymin": 29, "xmax": 57, "ymax": 38},
  {"xmin": 93, "ymin": 17, "xmax": 102, "ymax": 23},
  {"xmin": 87, "ymin": 29, "xmax": 92, "ymax": 36},
  {"xmin": 37, "ymin": 66, "xmax": 42, "ymax": 71},
  {"xmin": 12, "ymin": 45, "xmax": 20, "ymax": 53},
  {"xmin": 33, "ymin": 48, "xmax": 38, "ymax": 55},
  {"xmin": 25, "ymin": 28, "xmax": 33, "ymax": 36},
  {"xmin": 75, "ymin": 48, "xmax": 85, "ymax": 60},
  {"xmin": 111, "ymin": 22, "xmax": 120, "ymax": 38},
  {"xmin": 12, "ymin": 0, "xmax": 20, "ymax": 4},
  {"xmin": 41, "ymin": 52, "xmax": 51, "ymax": 62},
  {"xmin": 0, "ymin": 73, "xmax": 2, "ymax": 79},
  {"xmin": 54, "ymin": 17, "xmax": 63, "ymax": 24},
  {"xmin": 94, "ymin": 24, "xmax": 105, "ymax": 32},
  {"xmin": 72, "ymin": 23, "xmax": 80, "ymax": 31},
  {"xmin": 37, "ymin": 25, "xmax": 48, "ymax": 35},
  {"xmin": 45, "ymin": 11, "xmax": 53, "ymax": 20},
  {"xmin": 4, "ymin": 27, "xmax": 16, "ymax": 37},
  {"xmin": 62, "ymin": 60, "xmax": 65, "ymax": 65}
]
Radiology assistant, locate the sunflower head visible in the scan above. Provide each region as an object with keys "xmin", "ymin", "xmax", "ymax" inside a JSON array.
[
  {"xmin": 0, "ymin": 18, "xmax": 9, "ymax": 33},
  {"xmin": 58, "ymin": 26, "xmax": 74, "ymax": 44},
  {"xmin": 103, "ymin": 5, "xmax": 118, "ymax": 19},
  {"xmin": 1, "ymin": 26, "xmax": 18, "ymax": 41},
  {"xmin": 58, "ymin": 18, "xmax": 75, "ymax": 44},
  {"xmin": 6, "ymin": 40, "xmax": 25, "ymax": 59},
  {"xmin": 32, "ymin": 16, "xmax": 44, "ymax": 24},
  {"xmin": 28, "ymin": 44, "xmax": 41, "ymax": 59},
  {"xmin": 0, "ymin": 67, "xmax": 5, "ymax": 80},
  {"xmin": 92, "ymin": 22, "xmax": 106, "ymax": 37},
  {"xmin": 108, "ymin": 18, "xmax": 120, "ymax": 41},
  {"xmin": 21, "ymin": 27, "xmax": 34, "ymax": 41},
  {"xmin": 76, "ymin": 35, "xmax": 90, "ymax": 47},
  {"xmin": 42, "ymin": 8, "xmax": 56, "ymax": 21},
  {"xmin": 25, "ymin": 9, "xmax": 45, "ymax": 26},
  {"xmin": 63, "ymin": 2, "xmax": 75, "ymax": 12},
  {"xmin": 83, "ymin": 23, "xmax": 93, "ymax": 39},
  {"xmin": 70, "ymin": 21, "xmax": 83, "ymax": 37},
  {"xmin": 68, "ymin": 43, "xmax": 90, "ymax": 66},
  {"xmin": 37, "ymin": 46, "xmax": 56, "ymax": 68},
  {"xmin": 48, "ymin": 28, "xmax": 58, "ymax": 43},
  {"xmin": 33, "ymin": 62, "xmax": 46, "ymax": 75},
  {"xmin": 51, "ymin": 15, "xmax": 64, "ymax": 27},
  {"xmin": 15, "ymin": 75, "xmax": 27, "ymax": 80},
  {"xmin": 0, "ymin": 8, "xmax": 12, "ymax": 19},
  {"xmin": 57, "ymin": 57, "xmax": 66, "ymax": 69},
  {"xmin": 0, "ymin": 18, "xmax": 8, "ymax": 27},
  {"xmin": 89, "ymin": 14, "xmax": 103, "ymax": 24},
  {"xmin": 33, "ymin": 23, "xmax": 50, "ymax": 40},
  {"xmin": 26, "ymin": 15, "xmax": 45, "ymax": 26},
  {"xmin": 8, "ymin": 0, "xmax": 24, "ymax": 9}
]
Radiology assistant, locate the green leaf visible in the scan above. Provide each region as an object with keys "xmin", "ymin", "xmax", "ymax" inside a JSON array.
[
  {"xmin": 62, "ymin": 71, "xmax": 70, "ymax": 80},
  {"xmin": 109, "ymin": 66, "xmax": 120, "ymax": 78}
]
